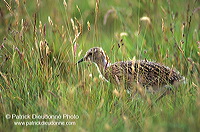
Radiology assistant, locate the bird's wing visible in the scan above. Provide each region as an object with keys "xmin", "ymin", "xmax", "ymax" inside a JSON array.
[{"xmin": 105, "ymin": 60, "xmax": 183, "ymax": 87}]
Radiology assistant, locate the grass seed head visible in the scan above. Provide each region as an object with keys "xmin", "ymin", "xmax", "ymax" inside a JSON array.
[
  {"xmin": 161, "ymin": 18, "xmax": 165, "ymax": 33},
  {"xmin": 48, "ymin": 16, "xmax": 53, "ymax": 26},
  {"xmin": 140, "ymin": 16, "xmax": 151, "ymax": 25},
  {"xmin": 75, "ymin": 17, "xmax": 82, "ymax": 35},
  {"xmin": 63, "ymin": 0, "xmax": 67, "ymax": 8},
  {"xmin": 87, "ymin": 21, "xmax": 91, "ymax": 31},
  {"xmin": 39, "ymin": 21, "xmax": 42, "ymax": 35},
  {"xmin": 71, "ymin": 18, "xmax": 75, "ymax": 30},
  {"xmin": 36, "ymin": 0, "xmax": 40, "ymax": 7}
]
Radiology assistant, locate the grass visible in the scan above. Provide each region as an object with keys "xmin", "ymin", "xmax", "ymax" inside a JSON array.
[{"xmin": 0, "ymin": 0, "xmax": 200, "ymax": 131}]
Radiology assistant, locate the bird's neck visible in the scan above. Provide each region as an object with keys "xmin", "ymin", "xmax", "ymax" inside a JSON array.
[{"xmin": 93, "ymin": 57, "xmax": 110, "ymax": 75}]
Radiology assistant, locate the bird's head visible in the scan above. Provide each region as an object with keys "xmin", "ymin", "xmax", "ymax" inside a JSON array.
[{"xmin": 77, "ymin": 47, "xmax": 108, "ymax": 65}]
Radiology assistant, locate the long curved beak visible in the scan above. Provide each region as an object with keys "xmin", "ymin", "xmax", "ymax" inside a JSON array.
[{"xmin": 75, "ymin": 58, "xmax": 84, "ymax": 65}]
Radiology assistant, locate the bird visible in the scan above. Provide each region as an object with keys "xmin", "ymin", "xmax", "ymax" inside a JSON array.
[{"xmin": 77, "ymin": 47, "xmax": 185, "ymax": 96}]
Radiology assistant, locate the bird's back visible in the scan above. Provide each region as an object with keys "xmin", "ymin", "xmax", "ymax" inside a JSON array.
[{"xmin": 104, "ymin": 60, "xmax": 184, "ymax": 91}]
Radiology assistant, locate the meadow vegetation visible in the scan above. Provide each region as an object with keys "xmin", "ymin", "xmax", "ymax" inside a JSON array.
[{"xmin": 0, "ymin": 0, "xmax": 199, "ymax": 131}]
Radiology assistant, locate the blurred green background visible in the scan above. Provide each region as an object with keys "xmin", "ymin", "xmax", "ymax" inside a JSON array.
[{"xmin": 0, "ymin": 0, "xmax": 199, "ymax": 132}]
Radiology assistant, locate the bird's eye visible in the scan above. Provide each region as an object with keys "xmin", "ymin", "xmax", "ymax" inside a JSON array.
[{"xmin": 88, "ymin": 52, "xmax": 92, "ymax": 56}]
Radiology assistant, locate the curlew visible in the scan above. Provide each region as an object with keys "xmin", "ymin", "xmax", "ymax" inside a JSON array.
[{"xmin": 77, "ymin": 47, "xmax": 185, "ymax": 96}]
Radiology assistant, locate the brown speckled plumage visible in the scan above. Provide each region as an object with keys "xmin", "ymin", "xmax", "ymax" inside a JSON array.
[{"xmin": 77, "ymin": 47, "xmax": 185, "ymax": 93}]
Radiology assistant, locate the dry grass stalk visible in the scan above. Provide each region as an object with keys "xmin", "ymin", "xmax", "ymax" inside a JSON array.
[
  {"xmin": 43, "ymin": 24, "xmax": 46, "ymax": 37},
  {"xmin": 0, "ymin": 71, "xmax": 10, "ymax": 86},
  {"xmin": 39, "ymin": 21, "xmax": 43, "ymax": 35},
  {"xmin": 182, "ymin": 22, "xmax": 186, "ymax": 38},
  {"xmin": 94, "ymin": 0, "xmax": 100, "ymax": 40},
  {"xmin": 71, "ymin": 18, "xmax": 75, "ymax": 31},
  {"xmin": 15, "ymin": 47, "xmax": 24, "ymax": 60},
  {"xmin": 48, "ymin": 90, "xmax": 59, "ymax": 98},
  {"xmin": 103, "ymin": 8, "xmax": 115, "ymax": 25},
  {"xmin": 3, "ymin": 0, "xmax": 14, "ymax": 15},
  {"xmin": 166, "ymin": 49, "xmax": 169, "ymax": 58},
  {"xmin": 19, "ymin": 24, "xmax": 24, "ymax": 42},
  {"xmin": 137, "ymin": 24, "xmax": 141, "ymax": 35},
  {"xmin": 87, "ymin": 21, "xmax": 91, "ymax": 31},
  {"xmin": 70, "ymin": 17, "xmax": 81, "ymax": 57},
  {"xmin": 161, "ymin": 18, "xmax": 165, "ymax": 33}
]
